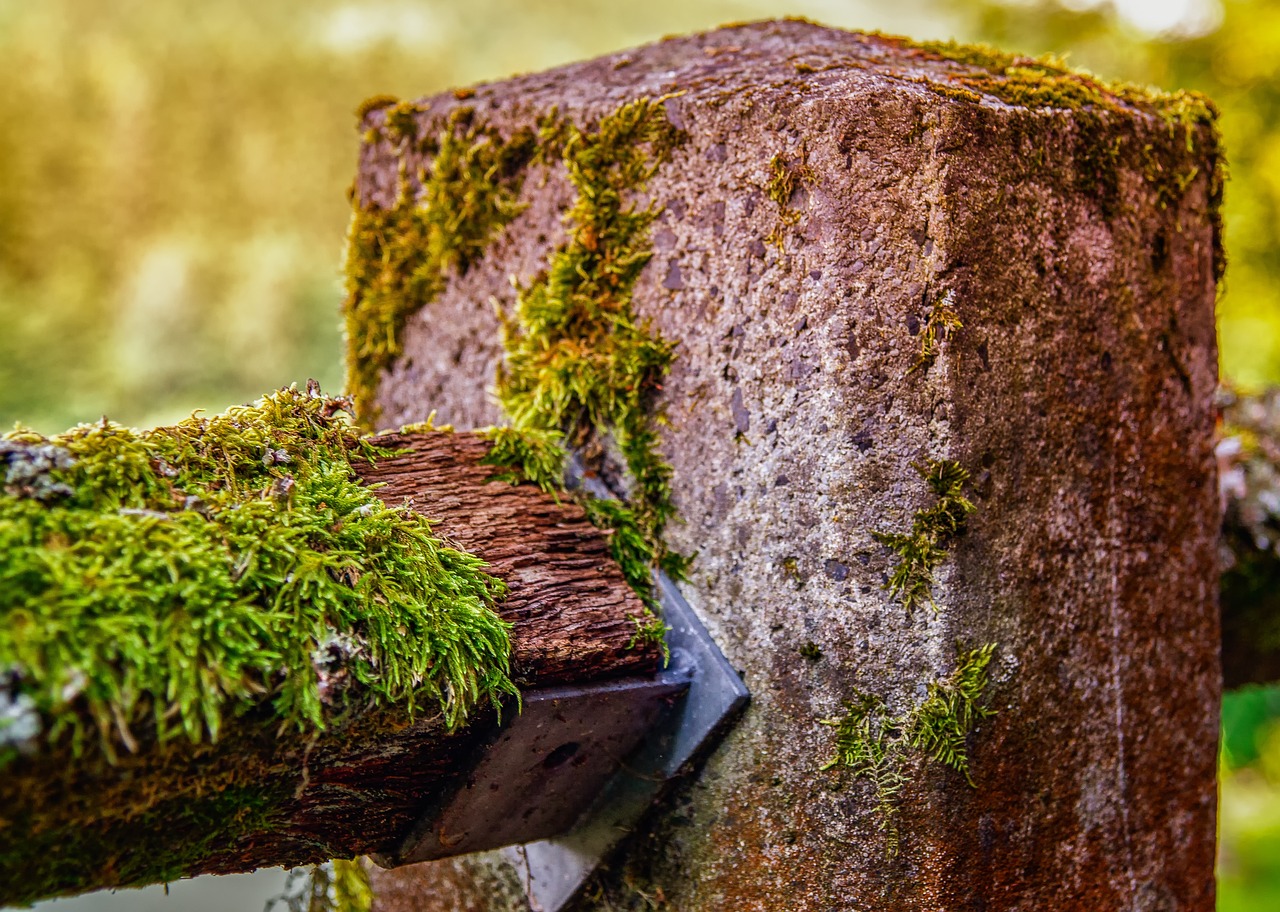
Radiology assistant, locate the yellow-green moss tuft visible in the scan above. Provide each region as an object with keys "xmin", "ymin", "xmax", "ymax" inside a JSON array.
[
  {"xmin": 909, "ymin": 292, "xmax": 962, "ymax": 375},
  {"xmin": 343, "ymin": 106, "xmax": 537, "ymax": 428},
  {"xmin": 764, "ymin": 151, "xmax": 816, "ymax": 248},
  {"xmin": 478, "ymin": 426, "xmax": 568, "ymax": 495},
  {"xmin": 822, "ymin": 643, "xmax": 997, "ymax": 854},
  {"xmin": 494, "ymin": 98, "xmax": 689, "ymax": 647},
  {"xmin": 872, "ymin": 458, "xmax": 976, "ymax": 613}
]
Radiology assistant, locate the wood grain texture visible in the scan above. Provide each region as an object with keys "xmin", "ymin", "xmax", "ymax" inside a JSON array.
[{"xmin": 359, "ymin": 432, "xmax": 657, "ymax": 684}]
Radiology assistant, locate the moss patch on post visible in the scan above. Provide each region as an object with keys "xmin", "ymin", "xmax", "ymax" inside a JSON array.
[
  {"xmin": 908, "ymin": 39, "xmax": 1217, "ymax": 125},
  {"xmin": 478, "ymin": 426, "xmax": 568, "ymax": 495},
  {"xmin": 822, "ymin": 643, "xmax": 997, "ymax": 854},
  {"xmin": 764, "ymin": 151, "xmax": 816, "ymax": 248},
  {"xmin": 0, "ymin": 384, "xmax": 515, "ymax": 767},
  {"xmin": 872, "ymin": 458, "xmax": 976, "ymax": 613},
  {"xmin": 343, "ymin": 104, "xmax": 538, "ymax": 428},
  {"xmin": 493, "ymin": 98, "xmax": 690, "ymax": 645},
  {"xmin": 344, "ymin": 93, "xmax": 690, "ymax": 662},
  {"xmin": 902, "ymin": 36, "xmax": 1226, "ymax": 279},
  {"xmin": 909, "ymin": 291, "xmax": 962, "ymax": 375}
]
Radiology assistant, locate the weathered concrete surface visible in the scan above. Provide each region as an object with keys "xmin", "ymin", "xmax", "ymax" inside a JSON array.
[{"xmin": 359, "ymin": 20, "xmax": 1222, "ymax": 911}]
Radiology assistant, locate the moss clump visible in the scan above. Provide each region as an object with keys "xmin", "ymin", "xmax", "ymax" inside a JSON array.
[
  {"xmin": 909, "ymin": 291, "xmax": 962, "ymax": 375},
  {"xmin": 872, "ymin": 458, "xmax": 976, "ymax": 612},
  {"xmin": 355, "ymin": 94, "xmax": 399, "ymax": 123},
  {"xmin": 0, "ymin": 383, "xmax": 515, "ymax": 766},
  {"xmin": 912, "ymin": 39, "xmax": 1217, "ymax": 125},
  {"xmin": 494, "ymin": 98, "xmax": 689, "ymax": 645},
  {"xmin": 343, "ymin": 106, "xmax": 537, "ymax": 427},
  {"xmin": 478, "ymin": 426, "xmax": 567, "ymax": 495},
  {"xmin": 821, "ymin": 643, "xmax": 997, "ymax": 854},
  {"xmin": 7, "ymin": 780, "xmax": 288, "ymax": 904},
  {"xmin": 763, "ymin": 151, "xmax": 816, "ymax": 248}
]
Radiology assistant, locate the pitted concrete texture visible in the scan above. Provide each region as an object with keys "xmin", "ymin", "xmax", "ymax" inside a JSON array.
[{"xmin": 361, "ymin": 19, "xmax": 1221, "ymax": 912}]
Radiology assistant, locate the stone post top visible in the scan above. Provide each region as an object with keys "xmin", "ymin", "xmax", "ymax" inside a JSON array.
[{"xmin": 357, "ymin": 18, "xmax": 1216, "ymax": 138}]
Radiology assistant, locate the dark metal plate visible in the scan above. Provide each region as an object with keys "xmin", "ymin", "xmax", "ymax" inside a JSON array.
[{"xmin": 502, "ymin": 574, "xmax": 750, "ymax": 911}]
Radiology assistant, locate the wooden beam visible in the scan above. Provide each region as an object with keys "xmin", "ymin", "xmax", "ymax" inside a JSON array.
[{"xmin": 0, "ymin": 432, "xmax": 657, "ymax": 907}]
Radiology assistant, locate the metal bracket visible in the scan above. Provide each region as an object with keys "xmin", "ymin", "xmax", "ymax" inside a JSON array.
[
  {"xmin": 378, "ymin": 454, "xmax": 748, "ymax": 907},
  {"xmin": 382, "ymin": 666, "xmax": 692, "ymax": 866},
  {"xmin": 501, "ymin": 574, "xmax": 749, "ymax": 912}
]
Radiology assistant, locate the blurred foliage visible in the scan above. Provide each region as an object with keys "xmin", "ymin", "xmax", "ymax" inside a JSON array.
[
  {"xmin": 0, "ymin": 0, "xmax": 845, "ymax": 434},
  {"xmin": 5, "ymin": 1, "xmax": 1280, "ymax": 909}
]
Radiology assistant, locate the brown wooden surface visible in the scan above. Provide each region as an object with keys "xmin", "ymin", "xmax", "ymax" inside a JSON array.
[
  {"xmin": 358, "ymin": 432, "xmax": 656, "ymax": 683},
  {"xmin": 0, "ymin": 431, "xmax": 655, "ymax": 906}
]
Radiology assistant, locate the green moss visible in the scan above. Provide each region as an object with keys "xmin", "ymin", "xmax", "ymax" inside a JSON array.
[
  {"xmin": 911, "ymin": 39, "xmax": 1217, "ymax": 124},
  {"xmin": 821, "ymin": 643, "xmax": 997, "ymax": 854},
  {"xmin": 354, "ymin": 94, "xmax": 399, "ymax": 123},
  {"xmin": 763, "ymin": 152, "xmax": 816, "ymax": 249},
  {"xmin": 872, "ymin": 458, "xmax": 976, "ymax": 613},
  {"xmin": 5, "ymin": 781, "xmax": 287, "ymax": 906},
  {"xmin": 579, "ymin": 497, "xmax": 677, "ymax": 657},
  {"xmin": 900, "ymin": 36, "xmax": 1224, "ymax": 265},
  {"xmin": 493, "ymin": 97, "xmax": 689, "ymax": 643},
  {"xmin": 346, "ymin": 96, "xmax": 690, "ymax": 660},
  {"xmin": 343, "ymin": 107, "xmax": 537, "ymax": 428},
  {"xmin": 478, "ymin": 426, "xmax": 567, "ymax": 495},
  {"xmin": 0, "ymin": 384, "xmax": 515, "ymax": 766},
  {"xmin": 909, "ymin": 291, "xmax": 962, "ymax": 374}
]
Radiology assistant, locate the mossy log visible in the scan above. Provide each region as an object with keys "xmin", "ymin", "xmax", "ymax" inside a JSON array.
[{"xmin": 0, "ymin": 430, "xmax": 658, "ymax": 907}]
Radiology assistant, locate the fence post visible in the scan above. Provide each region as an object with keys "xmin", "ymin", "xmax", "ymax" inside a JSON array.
[{"xmin": 352, "ymin": 18, "xmax": 1224, "ymax": 911}]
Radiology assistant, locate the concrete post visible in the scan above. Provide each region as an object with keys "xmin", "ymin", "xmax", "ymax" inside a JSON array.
[{"xmin": 352, "ymin": 19, "xmax": 1223, "ymax": 910}]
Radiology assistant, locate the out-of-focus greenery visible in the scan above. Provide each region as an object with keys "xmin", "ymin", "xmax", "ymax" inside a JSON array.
[
  {"xmin": 1222, "ymin": 687, "xmax": 1280, "ymax": 911},
  {"xmin": 4, "ymin": 1, "xmax": 1280, "ymax": 909}
]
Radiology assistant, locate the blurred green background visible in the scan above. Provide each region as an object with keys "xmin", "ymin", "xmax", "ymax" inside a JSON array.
[{"xmin": 2, "ymin": 0, "xmax": 1278, "ymax": 908}]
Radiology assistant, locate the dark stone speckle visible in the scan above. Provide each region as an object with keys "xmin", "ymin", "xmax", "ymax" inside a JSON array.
[{"xmin": 730, "ymin": 387, "xmax": 750, "ymax": 433}]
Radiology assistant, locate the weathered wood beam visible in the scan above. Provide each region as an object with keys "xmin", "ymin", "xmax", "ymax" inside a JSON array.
[{"xmin": 0, "ymin": 431, "xmax": 658, "ymax": 907}]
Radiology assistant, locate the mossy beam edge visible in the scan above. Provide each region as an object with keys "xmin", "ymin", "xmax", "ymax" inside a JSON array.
[{"xmin": 0, "ymin": 384, "xmax": 516, "ymax": 767}]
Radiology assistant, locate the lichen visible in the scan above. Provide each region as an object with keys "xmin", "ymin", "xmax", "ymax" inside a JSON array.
[
  {"xmin": 492, "ymin": 98, "xmax": 690, "ymax": 646},
  {"xmin": 821, "ymin": 643, "xmax": 997, "ymax": 854},
  {"xmin": 342, "ymin": 106, "xmax": 537, "ymax": 428},
  {"xmin": 872, "ymin": 458, "xmax": 976, "ymax": 612},
  {"xmin": 0, "ymin": 383, "xmax": 515, "ymax": 768}
]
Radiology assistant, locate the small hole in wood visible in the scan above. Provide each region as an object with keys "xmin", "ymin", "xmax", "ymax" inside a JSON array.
[{"xmin": 542, "ymin": 741, "xmax": 581, "ymax": 769}]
